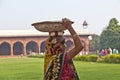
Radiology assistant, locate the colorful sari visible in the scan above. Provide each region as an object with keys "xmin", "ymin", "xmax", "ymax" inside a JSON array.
[{"xmin": 44, "ymin": 36, "xmax": 80, "ymax": 80}]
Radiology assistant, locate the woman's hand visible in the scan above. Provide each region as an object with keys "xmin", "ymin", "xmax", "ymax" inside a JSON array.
[{"xmin": 62, "ymin": 18, "xmax": 73, "ymax": 29}]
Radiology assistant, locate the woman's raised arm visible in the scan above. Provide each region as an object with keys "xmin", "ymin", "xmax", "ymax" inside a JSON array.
[{"xmin": 62, "ymin": 18, "xmax": 83, "ymax": 61}]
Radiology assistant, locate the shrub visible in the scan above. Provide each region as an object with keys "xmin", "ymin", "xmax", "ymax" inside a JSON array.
[
  {"xmin": 73, "ymin": 54, "xmax": 87, "ymax": 61},
  {"xmin": 28, "ymin": 53, "xmax": 44, "ymax": 58},
  {"xmin": 74, "ymin": 54, "xmax": 81, "ymax": 61},
  {"xmin": 102, "ymin": 54, "xmax": 120, "ymax": 63},
  {"xmin": 72, "ymin": 53, "xmax": 120, "ymax": 63},
  {"xmin": 116, "ymin": 55, "xmax": 120, "ymax": 63},
  {"xmin": 86, "ymin": 55, "xmax": 98, "ymax": 62},
  {"xmin": 103, "ymin": 54, "xmax": 111, "ymax": 63},
  {"xmin": 74, "ymin": 54, "xmax": 98, "ymax": 62}
]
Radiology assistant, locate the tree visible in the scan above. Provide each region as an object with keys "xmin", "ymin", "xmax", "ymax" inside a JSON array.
[
  {"xmin": 89, "ymin": 34, "xmax": 100, "ymax": 52},
  {"xmin": 100, "ymin": 18, "xmax": 120, "ymax": 52},
  {"xmin": 107, "ymin": 18, "xmax": 120, "ymax": 33}
]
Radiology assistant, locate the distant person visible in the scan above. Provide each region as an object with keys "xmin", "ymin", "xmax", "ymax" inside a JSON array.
[
  {"xmin": 107, "ymin": 48, "xmax": 110, "ymax": 54},
  {"xmin": 100, "ymin": 49, "xmax": 105, "ymax": 56},
  {"xmin": 113, "ymin": 48, "xmax": 118, "ymax": 54},
  {"xmin": 109, "ymin": 48, "xmax": 112, "ymax": 55}
]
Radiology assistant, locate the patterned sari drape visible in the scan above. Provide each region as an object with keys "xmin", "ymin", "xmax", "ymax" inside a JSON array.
[{"xmin": 44, "ymin": 37, "xmax": 80, "ymax": 80}]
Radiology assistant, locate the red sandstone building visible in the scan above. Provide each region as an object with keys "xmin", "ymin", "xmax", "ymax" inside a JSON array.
[{"xmin": 0, "ymin": 29, "xmax": 92, "ymax": 57}]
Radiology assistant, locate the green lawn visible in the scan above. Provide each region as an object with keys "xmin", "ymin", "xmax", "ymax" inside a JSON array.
[
  {"xmin": 0, "ymin": 58, "xmax": 44, "ymax": 80},
  {"xmin": 0, "ymin": 58, "xmax": 120, "ymax": 80}
]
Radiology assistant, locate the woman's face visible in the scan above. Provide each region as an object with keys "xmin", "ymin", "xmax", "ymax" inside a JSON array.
[
  {"xmin": 53, "ymin": 42, "xmax": 66, "ymax": 53},
  {"xmin": 59, "ymin": 43, "xmax": 66, "ymax": 52}
]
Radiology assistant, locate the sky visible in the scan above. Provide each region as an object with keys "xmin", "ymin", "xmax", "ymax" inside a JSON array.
[{"xmin": 0, "ymin": 0, "xmax": 120, "ymax": 35}]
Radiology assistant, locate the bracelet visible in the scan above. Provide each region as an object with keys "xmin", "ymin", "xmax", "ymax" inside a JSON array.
[{"xmin": 72, "ymin": 34, "xmax": 79, "ymax": 38}]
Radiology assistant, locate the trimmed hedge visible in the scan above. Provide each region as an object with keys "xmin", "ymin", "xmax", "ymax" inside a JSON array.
[
  {"xmin": 87, "ymin": 55, "xmax": 98, "ymax": 62},
  {"xmin": 74, "ymin": 54, "xmax": 98, "ymax": 62},
  {"xmin": 28, "ymin": 53, "xmax": 44, "ymax": 58},
  {"xmin": 74, "ymin": 54, "xmax": 120, "ymax": 63},
  {"xmin": 101, "ymin": 54, "xmax": 120, "ymax": 63},
  {"xmin": 28, "ymin": 53, "xmax": 120, "ymax": 63}
]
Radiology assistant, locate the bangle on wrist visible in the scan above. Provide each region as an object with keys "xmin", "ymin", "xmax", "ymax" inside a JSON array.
[{"xmin": 72, "ymin": 34, "xmax": 79, "ymax": 38}]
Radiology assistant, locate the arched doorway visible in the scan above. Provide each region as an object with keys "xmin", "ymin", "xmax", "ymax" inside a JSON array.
[
  {"xmin": 66, "ymin": 40, "xmax": 73, "ymax": 50},
  {"xmin": 40, "ymin": 41, "xmax": 45, "ymax": 53},
  {"xmin": 0, "ymin": 42, "xmax": 11, "ymax": 55},
  {"xmin": 13, "ymin": 42, "xmax": 23, "ymax": 55},
  {"xmin": 26, "ymin": 41, "xmax": 39, "ymax": 54},
  {"xmin": 81, "ymin": 40, "xmax": 86, "ymax": 54}
]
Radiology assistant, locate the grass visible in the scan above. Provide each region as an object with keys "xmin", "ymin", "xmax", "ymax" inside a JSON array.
[
  {"xmin": 0, "ymin": 58, "xmax": 44, "ymax": 80},
  {"xmin": 75, "ymin": 61, "xmax": 120, "ymax": 80},
  {"xmin": 0, "ymin": 58, "xmax": 120, "ymax": 80}
]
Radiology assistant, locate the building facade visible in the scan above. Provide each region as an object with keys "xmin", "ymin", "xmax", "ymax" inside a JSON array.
[{"xmin": 0, "ymin": 30, "xmax": 92, "ymax": 56}]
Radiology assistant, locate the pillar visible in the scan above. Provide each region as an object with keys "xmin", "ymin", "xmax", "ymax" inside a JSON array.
[
  {"xmin": 23, "ymin": 44, "xmax": 27, "ymax": 56},
  {"xmin": 10, "ymin": 44, "xmax": 13, "ymax": 56}
]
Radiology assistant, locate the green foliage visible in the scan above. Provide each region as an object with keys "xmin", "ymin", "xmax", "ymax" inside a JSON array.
[
  {"xmin": 86, "ymin": 55, "xmax": 98, "ymax": 62},
  {"xmin": 74, "ymin": 54, "xmax": 98, "ymax": 62},
  {"xmin": 74, "ymin": 54, "xmax": 120, "ymax": 63},
  {"xmin": 107, "ymin": 18, "xmax": 120, "ymax": 32},
  {"xmin": 73, "ymin": 54, "xmax": 81, "ymax": 61},
  {"xmin": 100, "ymin": 30, "xmax": 120, "ymax": 49},
  {"xmin": 28, "ymin": 53, "xmax": 44, "ymax": 58},
  {"xmin": 102, "ymin": 54, "xmax": 120, "ymax": 63},
  {"xmin": 79, "ymin": 55, "xmax": 88, "ymax": 61},
  {"xmin": 100, "ymin": 18, "xmax": 120, "ymax": 51},
  {"xmin": 89, "ymin": 34, "xmax": 100, "ymax": 52}
]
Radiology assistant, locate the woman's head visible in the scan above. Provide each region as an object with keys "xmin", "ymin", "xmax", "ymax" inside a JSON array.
[
  {"xmin": 45, "ymin": 31, "xmax": 66, "ymax": 54},
  {"xmin": 48, "ymin": 31, "xmax": 65, "ymax": 44}
]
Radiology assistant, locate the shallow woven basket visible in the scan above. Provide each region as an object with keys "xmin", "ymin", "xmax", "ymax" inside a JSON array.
[{"xmin": 32, "ymin": 21, "xmax": 67, "ymax": 32}]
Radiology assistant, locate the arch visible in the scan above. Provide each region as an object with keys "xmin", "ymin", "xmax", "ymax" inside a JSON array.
[
  {"xmin": 0, "ymin": 34, "xmax": 90, "ymax": 56},
  {"xmin": 26, "ymin": 41, "xmax": 39, "ymax": 54},
  {"xmin": 40, "ymin": 41, "xmax": 45, "ymax": 53},
  {"xmin": 0, "ymin": 42, "xmax": 11, "ymax": 55},
  {"xmin": 81, "ymin": 40, "xmax": 86, "ymax": 54},
  {"xmin": 82, "ymin": 40, "xmax": 86, "ymax": 50},
  {"xmin": 65, "ymin": 40, "xmax": 73, "ymax": 50},
  {"xmin": 13, "ymin": 42, "xmax": 23, "ymax": 55}
]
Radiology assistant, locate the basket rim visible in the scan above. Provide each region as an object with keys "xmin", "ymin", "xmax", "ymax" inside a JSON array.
[{"xmin": 31, "ymin": 21, "xmax": 62, "ymax": 26}]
